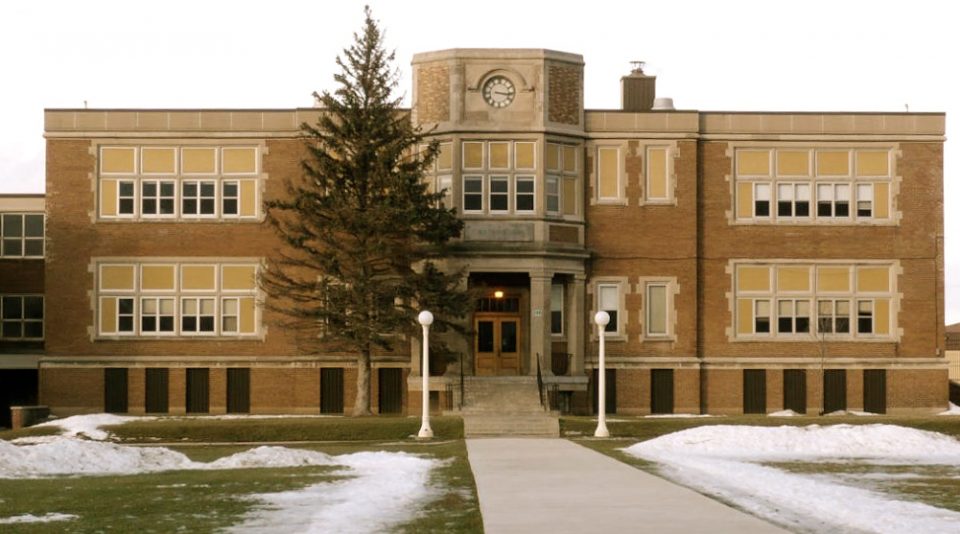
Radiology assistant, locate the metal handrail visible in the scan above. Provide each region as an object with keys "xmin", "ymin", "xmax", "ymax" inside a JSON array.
[{"xmin": 536, "ymin": 352, "xmax": 546, "ymax": 409}]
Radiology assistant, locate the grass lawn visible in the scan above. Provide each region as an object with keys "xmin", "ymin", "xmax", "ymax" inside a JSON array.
[
  {"xmin": 567, "ymin": 414, "xmax": 960, "ymax": 522},
  {"xmin": 0, "ymin": 416, "xmax": 481, "ymax": 533}
]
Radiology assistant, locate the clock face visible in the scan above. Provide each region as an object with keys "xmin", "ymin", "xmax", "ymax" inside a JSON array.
[{"xmin": 482, "ymin": 76, "xmax": 516, "ymax": 108}]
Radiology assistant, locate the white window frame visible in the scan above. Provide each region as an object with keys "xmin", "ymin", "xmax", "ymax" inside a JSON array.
[
  {"xmin": 488, "ymin": 175, "xmax": 511, "ymax": 214},
  {"xmin": 597, "ymin": 283, "xmax": 622, "ymax": 336},
  {"xmin": 463, "ymin": 175, "xmax": 484, "ymax": 213},
  {"xmin": 856, "ymin": 183, "xmax": 873, "ymax": 219},
  {"xmin": 515, "ymin": 175, "xmax": 535, "ymax": 213},
  {"xmin": 140, "ymin": 297, "xmax": 176, "ymax": 335},
  {"xmin": 180, "ymin": 297, "xmax": 217, "ymax": 336},
  {"xmin": 181, "ymin": 180, "xmax": 218, "ymax": 218},
  {"xmin": 140, "ymin": 180, "xmax": 177, "ymax": 219},
  {"xmin": 595, "ymin": 146, "xmax": 622, "ymax": 203},
  {"xmin": 644, "ymin": 282, "xmax": 671, "ymax": 338},
  {"xmin": 221, "ymin": 180, "xmax": 240, "ymax": 217},
  {"xmin": 546, "ymin": 175, "xmax": 561, "ymax": 214},
  {"xmin": 753, "ymin": 183, "xmax": 771, "ymax": 218},
  {"xmin": 117, "ymin": 180, "xmax": 137, "ymax": 217}
]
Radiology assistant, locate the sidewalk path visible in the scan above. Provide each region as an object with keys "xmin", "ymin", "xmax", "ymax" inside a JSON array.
[{"xmin": 466, "ymin": 438, "xmax": 786, "ymax": 533}]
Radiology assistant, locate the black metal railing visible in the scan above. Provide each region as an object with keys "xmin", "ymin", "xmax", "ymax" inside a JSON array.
[{"xmin": 536, "ymin": 352, "xmax": 546, "ymax": 409}]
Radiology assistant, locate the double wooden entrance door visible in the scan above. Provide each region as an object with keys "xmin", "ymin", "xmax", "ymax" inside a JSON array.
[{"xmin": 475, "ymin": 314, "xmax": 521, "ymax": 376}]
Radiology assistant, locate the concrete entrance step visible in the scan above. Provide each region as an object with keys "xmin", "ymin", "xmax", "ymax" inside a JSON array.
[{"xmin": 463, "ymin": 414, "xmax": 560, "ymax": 438}]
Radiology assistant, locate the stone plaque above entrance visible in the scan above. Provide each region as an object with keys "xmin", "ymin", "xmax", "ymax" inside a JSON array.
[{"xmin": 464, "ymin": 221, "xmax": 534, "ymax": 242}]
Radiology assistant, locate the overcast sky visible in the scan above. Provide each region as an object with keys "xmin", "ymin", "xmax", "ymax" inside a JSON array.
[{"xmin": 2, "ymin": 0, "xmax": 958, "ymax": 323}]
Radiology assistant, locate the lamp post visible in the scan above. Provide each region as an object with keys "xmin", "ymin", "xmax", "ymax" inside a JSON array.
[
  {"xmin": 594, "ymin": 311, "xmax": 610, "ymax": 438},
  {"xmin": 417, "ymin": 310, "xmax": 434, "ymax": 439}
]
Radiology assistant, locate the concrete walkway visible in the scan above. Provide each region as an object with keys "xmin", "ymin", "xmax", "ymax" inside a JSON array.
[{"xmin": 466, "ymin": 438, "xmax": 787, "ymax": 533}]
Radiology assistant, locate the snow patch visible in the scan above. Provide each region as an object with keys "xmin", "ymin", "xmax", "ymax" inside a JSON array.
[
  {"xmin": 230, "ymin": 451, "xmax": 438, "ymax": 534},
  {"xmin": 0, "ymin": 513, "xmax": 78, "ymax": 524},
  {"xmin": 643, "ymin": 413, "xmax": 717, "ymax": 419},
  {"xmin": 628, "ymin": 424, "xmax": 960, "ymax": 463},
  {"xmin": 625, "ymin": 424, "xmax": 960, "ymax": 533},
  {"xmin": 939, "ymin": 402, "xmax": 960, "ymax": 415},
  {"xmin": 768, "ymin": 410, "xmax": 800, "ymax": 417},
  {"xmin": 0, "ymin": 439, "xmax": 336, "ymax": 478},
  {"xmin": 34, "ymin": 414, "xmax": 156, "ymax": 441}
]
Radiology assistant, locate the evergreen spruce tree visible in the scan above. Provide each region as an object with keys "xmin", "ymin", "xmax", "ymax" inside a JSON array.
[{"xmin": 260, "ymin": 7, "xmax": 469, "ymax": 416}]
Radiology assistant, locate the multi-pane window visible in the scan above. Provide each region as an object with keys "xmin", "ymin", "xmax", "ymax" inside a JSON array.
[
  {"xmin": 735, "ymin": 147, "xmax": 892, "ymax": 224},
  {"xmin": 463, "ymin": 176, "xmax": 483, "ymax": 212},
  {"xmin": 546, "ymin": 176, "xmax": 560, "ymax": 213},
  {"xmin": 598, "ymin": 284, "xmax": 620, "ymax": 334},
  {"xmin": 489, "ymin": 176, "xmax": 509, "ymax": 212},
  {"xmin": 817, "ymin": 300, "xmax": 851, "ymax": 334},
  {"xmin": 857, "ymin": 300, "xmax": 874, "ymax": 334},
  {"xmin": 754, "ymin": 183, "xmax": 771, "ymax": 217},
  {"xmin": 182, "ymin": 181, "xmax": 216, "ymax": 216},
  {"xmin": 222, "ymin": 182, "xmax": 239, "ymax": 216},
  {"xmin": 99, "ymin": 146, "xmax": 259, "ymax": 220},
  {"xmin": 97, "ymin": 262, "xmax": 258, "ymax": 338},
  {"xmin": 1, "ymin": 214, "xmax": 44, "ymax": 258},
  {"xmin": 754, "ymin": 300, "xmax": 771, "ymax": 333},
  {"xmin": 0, "ymin": 296, "xmax": 43, "ymax": 339},
  {"xmin": 777, "ymin": 300, "xmax": 811, "ymax": 334},
  {"xmin": 460, "ymin": 140, "xmax": 546, "ymax": 215},
  {"xmin": 856, "ymin": 184, "xmax": 873, "ymax": 218},
  {"xmin": 548, "ymin": 143, "xmax": 579, "ymax": 215},
  {"xmin": 516, "ymin": 177, "xmax": 535, "ymax": 212},
  {"xmin": 141, "ymin": 181, "xmax": 175, "ymax": 217},
  {"xmin": 736, "ymin": 263, "xmax": 893, "ymax": 339},
  {"xmin": 181, "ymin": 298, "xmax": 216, "ymax": 334},
  {"xmin": 816, "ymin": 184, "xmax": 850, "ymax": 218},
  {"xmin": 777, "ymin": 184, "xmax": 811, "ymax": 218},
  {"xmin": 141, "ymin": 297, "xmax": 175, "ymax": 333}
]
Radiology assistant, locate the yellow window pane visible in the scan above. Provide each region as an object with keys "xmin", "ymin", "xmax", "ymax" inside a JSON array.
[
  {"xmin": 436, "ymin": 143, "xmax": 453, "ymax": 170},
  {"xmin": 463, "ymin": 142, "xmax": 483, "ymax": 168},
  {"xmin": 857, "ymin": 266, "xmax": 890, "ymax": 292},
  {"xmin": 874, "ymin": 182, "xmax": 890, "ymax": 219},
  {"xmin": 736, "ymin": 182, "xmax": 753, "ymax": 219},
  {"xmin": 141, "ymin": 147, "xmax": 176, "ymax": 174},
  {"xmin": 856, "ymin": 151, "xmax": 889, "ymax": 177},
  {"xmin": 563, "ymin": 146, "xmax": 577, "ymax": 173},
  {"xmin": 100, "ymin": 180, "xmax": 118, "ymax": 217},
  {"xmin": 777, "ymin": 266, "xmax": 810, "ymax": 292},
  {"xmin": 489, "ymin": 142, "xmax": 509, "ymax": 169},
  {"xmin": 101, "ymin": 147, "xmax": 136, "ymax": 174},
  {"xmin": 598, "ymin": 147, "xmax": 619, "ymax": 199},
  {"xmin": 141, "ymin": 265, "xmax": 175, "ymax": 291},
  {"xmin": 817, "ymin": 266, "xmax": 850, "ymax": 292},
  {"xmin": 100, "ymin": 297, "xmax": 117, "ymax": 333},
  {"xmin": 562, "ymin": 177, "xmax": 577, "ymax": 215},
  {"xmin": 240, "ymin": 180, "xmax": 258, "ymax": 217},
  {"xmin": 646, "ymin": 147, "xmax": 668, "ymax": 200},
  {"xmin": 546, "ymin": 144, "xmax": 561, "ymax": 171},
  {"xmin": 816, "ymin": 151, "xmax": 850, "ymax": 176},
  {"xmin": 222, "ymin": 265, "xmax": 257, "ymax": 290},
  {"xmin": 181, "ymin": 147, "xmax": 217, "ymax": 174},
  {"xmin": 874, "ymin": 298, "xmax": 890, "ymax": 335},
  {"xmin": 101, "ymin": 265, "xmax": 135, "ymax": 291},
  {"xmin": 777, "ymin": 150, "xmax": 809, "ymax": 176},
  {"xmin": 181, "ymin": 265, "xmax": 216, "ymax": 290},
  {"xmin": 222, "ymin": 147, "xmax": 257, "ymax": 174},
  {"xmin": 737, "ymin": 266, "xmax": 771, "ymax": 292},
  {"xmin": 737, "ymin": 299, "xmax": 754, "ymax": 335},
  {"xmin": 515, "ymin": 142, "xmax": 535, "ymax": 170},
  {"xmin": 239, "ymin": 297, "xmax": 257, "ymax": 333},
  {"xmin": 737, "ymin": 150, "xmax": 770, "ymax": 176}
]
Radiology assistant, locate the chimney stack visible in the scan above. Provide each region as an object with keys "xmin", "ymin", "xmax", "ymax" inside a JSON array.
[{"xmin": 621, "ymin": 61, "xmax": 656, "ymax": 112}]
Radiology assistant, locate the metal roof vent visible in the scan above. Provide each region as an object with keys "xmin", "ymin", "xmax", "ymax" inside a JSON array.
[{"xmin": 652, "ymin": 97, "xmax": 675, "ymax": 111}]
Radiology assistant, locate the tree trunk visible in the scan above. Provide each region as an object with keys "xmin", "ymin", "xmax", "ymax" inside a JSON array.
[{"xmin": 353, "ymin": 348, "xmax": 373, "ymax": 416}]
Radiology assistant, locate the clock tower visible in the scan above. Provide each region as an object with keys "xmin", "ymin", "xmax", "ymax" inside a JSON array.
[{"xmin": 408, "ymin": 50, "xmax": 588, "ymax": 384}]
